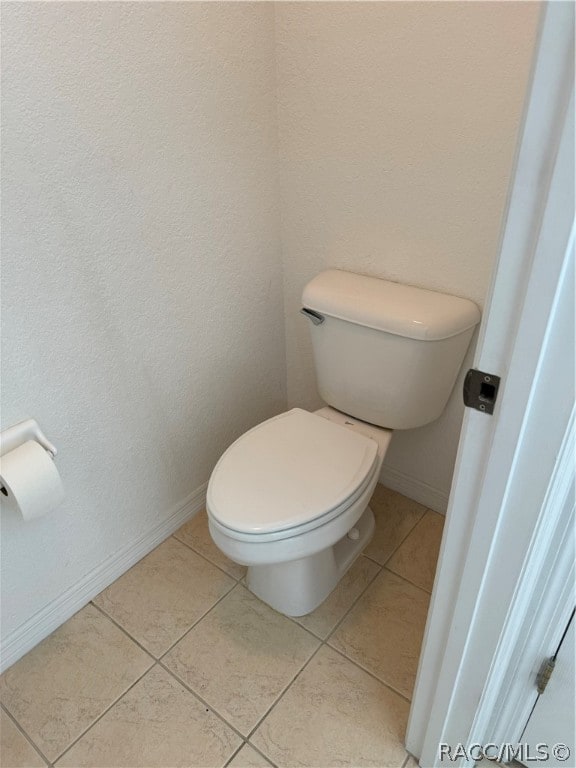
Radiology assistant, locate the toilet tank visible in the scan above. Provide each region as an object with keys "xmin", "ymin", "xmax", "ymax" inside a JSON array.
[{"xmin": 302, "ymin": 270, "xmax": 481, "ymax": 430}]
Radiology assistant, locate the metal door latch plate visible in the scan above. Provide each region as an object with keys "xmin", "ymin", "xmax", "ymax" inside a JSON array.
[{"xmin": 463, "ymin": 369, "xmax": 501, "ymax": 415}]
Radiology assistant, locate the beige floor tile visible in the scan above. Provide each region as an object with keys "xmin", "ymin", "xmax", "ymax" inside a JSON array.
[
  {"xmin": 295, "ymin": 556, "xmax": 380, "ymax": 639},
  {"xmin": 0, "ymin": 710, "xmax": 46, "ymax": 767},
  {"xmin": 251, "ymin": 645, "xmax": 408, "ymax": 767},
  {"xmin": 174, "ymin": 511, "xmax": 246, "ymax": 581},
  {"xmin": 56, "ymin": 665, "xmax": 241, "ymax": 768},
  {"xmin": 364, "ymin": 485, "xmax": 427, "ymax": 565},
  {"xmin": 227, "ymin": 744, "xmax": 273, "ymax": 767},
  {"xmin": 0, "ymin": 604, "xmax": 152, "ymax": 762},
  {"xmin": 404, "ymin": 755, "xmax": 419, "ymax": 767},
  {"xmin": 329, "ymin": 569, "xmax": 430, "ymax": 699},
  {"xmin": 387, "ymin": 511, "xmax": 444, "ymax": 592},
  {"xmin": 94, "ymin": 537, "xmax": 235, "ymax": 656},
  {"xmin": 164, "ymin": 584, "xmax": 320, "ymax": 735}
]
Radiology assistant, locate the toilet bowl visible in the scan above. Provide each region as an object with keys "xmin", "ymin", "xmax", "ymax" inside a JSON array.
[
  {"xmin": 207, "ymin": 269, "xmax": 480, "ymax": 617},
  {"xmin": 207, "ymin": 407, "xmax": 393, "ymax": 616}
]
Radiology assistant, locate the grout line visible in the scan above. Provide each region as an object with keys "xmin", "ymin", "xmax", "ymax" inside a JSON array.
[
  {"xmin": 359, "ymin": 506, "xmax": 426, "ymax": 571},
  {"xmin": 148, "ymin": 569, "xmax": 385, "ymax": 754},
  {"xmin": 285, "ymin": 554, "xmax": 384, "ymax": 641},
  {"xmin": 283, "ymin": 608, "xmax": 328, "ymax": 643},
  {"xmin": 91, "ymin": 577, "xmax": 238, "ymax": 663},
  {"xmin": 323, "ymin": 554, "xmax": 384, "ymax": 643},
  {"xmin": 89, "ymin": 582, "xmax": 304, "ymax": 761},
  {"xmin": 19, "ymin": 491, "xmax": 434, "ymax": 768},
  {"xmin": 171, "ymin": 531, "xmax": 246, "ymax": 584},
  {"xmin": 243, "ymin": 590, "xmax": 414, "ymax": 750},
  {"xmin": 281, "ymin": 612, "xmax": 320, "ymax": 639},
  {"xmin": 315, "ymin": 555, "xmax": 437, "ymax": 704},
  {"xmin": 52, "ymin": 662, "xmax": 156, "ymax": 765},
  {"xmin": 326, "ymin": 643, "xmax": 412, "ymax": 704},
  {"xmin": 245, "ymin": 643, "xmax": 325, "ymax": 742},
  {"xmin": 236, "ymin": 586, "xmax": 323, "ymax": 646},
  {"xmin": 157, "ymin": 595, "xmax": 323, "ymax": 751},
  {"xmin": 245, "ymin": 741, "xmax": 279, "ymax": 768},
  {"xmin": 381, "ymin": 509, "xmax": 427, "ymax": 566},
  {"xmin": 175, "ymin": 494, "xmax": 428, "ymax": 653},
  {"xmin": 404, "ymin": 749, "xmax": 421, "ymax": 767},
  {"xmin": 362, "ymin": 551, "xmax": 387, "ymax": 567},
  {"xmin": 154, "ymin": 581, "xmax": 322, "ymax": 755},
  {"xmin": 223, "ymin": 740, "xmax": 278, "ymax": 768},
  {"xmin": 89, "ymin": 589, "xmax": 266, "ymax": 752},
  {"xmin": 223, "ymin": 742, "xmax": 246, "ymax": 767},
  {"xmin": 1, "ymin": 703, "xmax": 53, "ymax": 768},
  {"xmin": 155, "ymin": 659, "xmax": 249, "ymax": 745},
  {"xmin": 3, "ymin": 582, "xmax": 243, "ymax": 767},
  {"xmin": 383, "ymin": 564, "xmax": 433, "ymax": 596},
  {"xmin": 227, "ymin": 530, "xmax": 425, "ymax": 739},
  {"xmin": 90, "ymin": 602, "xmax": 157, "ymax": 661},
  {"xmin": 325, "ymin": 642, "xmax": 413, "ymax": 705},
  {"xmin": 158, "ymin": 581, "xmax": 240, "ymax": 661}
]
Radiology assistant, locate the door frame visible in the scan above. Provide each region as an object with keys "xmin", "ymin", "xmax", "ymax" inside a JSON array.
[{"xmin": 406, "ymin": 3, "xmax": 575, "ymax": 765}]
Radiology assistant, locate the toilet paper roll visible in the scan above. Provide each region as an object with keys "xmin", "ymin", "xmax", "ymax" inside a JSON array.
[{"xmin": 0, "ymin": 440, "xmax": 65, "ymax": 521}]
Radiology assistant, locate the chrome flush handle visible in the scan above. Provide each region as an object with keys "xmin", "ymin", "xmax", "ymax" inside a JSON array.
[{"xmin": 300, "ymin": 307, "xmax": 325, "ymax": 325}]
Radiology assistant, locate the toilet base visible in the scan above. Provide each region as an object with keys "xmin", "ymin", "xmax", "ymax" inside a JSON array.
[{"xmin": 246, "ymin": 505, "xmax": 375, "ymax": 616}]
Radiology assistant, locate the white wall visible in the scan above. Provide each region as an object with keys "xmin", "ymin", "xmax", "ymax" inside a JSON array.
[
  {"xmin": 276, "ymin": 2, "xmax": 540, "ymax": 511},
  {"xmin": 1, "ymin": 1, "xmax": 539, "ymax": 664},
  {"xmin": 1, "ymin": 2, "xmax": 285, "ymax": 652}
]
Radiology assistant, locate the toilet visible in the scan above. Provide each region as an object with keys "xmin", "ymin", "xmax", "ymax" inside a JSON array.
[{"xmin": 207, "ymin": 269, "xmax": 480, "ymax": 616}]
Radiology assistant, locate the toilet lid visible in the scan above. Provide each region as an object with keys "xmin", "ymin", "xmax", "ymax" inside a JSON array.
[{"xmin": 207, "ymin": 408, "xmax": 378, "ymax": 535}]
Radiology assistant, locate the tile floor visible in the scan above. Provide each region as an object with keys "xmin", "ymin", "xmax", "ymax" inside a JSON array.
[{"xmin": 0, "ymin": 485, "xmax": 444, "ymax": 768}]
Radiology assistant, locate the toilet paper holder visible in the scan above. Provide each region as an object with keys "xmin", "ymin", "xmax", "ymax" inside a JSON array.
[
  {"xmin": 0, "ymin": 419, "xmax": 57, "ymax": 459},
  {"xmin": 0, "ymin": 419, "xmax": 58, "ymax": 496}
]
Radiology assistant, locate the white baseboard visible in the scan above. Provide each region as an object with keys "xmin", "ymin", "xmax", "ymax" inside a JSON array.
[
  {"xmin": 379, "ymin": 465, "xmax": 448, "ymax": 514},
  {"xmin": 0, "ymin": 482, "xmax": 207, "ymax": 673}
]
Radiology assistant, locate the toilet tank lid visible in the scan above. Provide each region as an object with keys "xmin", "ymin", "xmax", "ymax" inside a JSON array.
[{"xmin": 302, "ymin": 270, "xmax": 481, "ymax": 341}]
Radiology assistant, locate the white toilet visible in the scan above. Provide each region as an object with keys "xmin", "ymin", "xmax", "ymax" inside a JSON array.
[{"xmin": 207, "ymin": 269, "xmax": 480, "ymax": 616}]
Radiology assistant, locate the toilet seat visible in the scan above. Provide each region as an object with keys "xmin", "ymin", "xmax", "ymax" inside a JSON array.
[{"xmin": 207, "ymin": 408, "xmax": 378, "ymax": 541}]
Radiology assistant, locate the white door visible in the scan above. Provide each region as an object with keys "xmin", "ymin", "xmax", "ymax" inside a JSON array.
[
  {"xmin": 406, "ymin": 3, "xmax": 575, "ymax": 765},
  {"xmin": 521, "ymin": 613, "xmax": 575, "ymax": 768}
]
